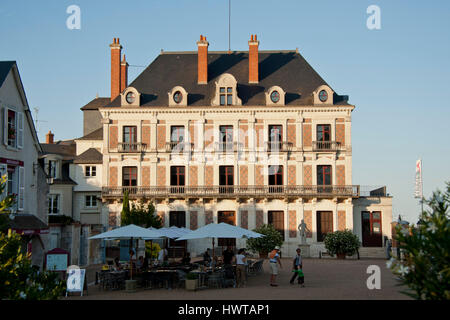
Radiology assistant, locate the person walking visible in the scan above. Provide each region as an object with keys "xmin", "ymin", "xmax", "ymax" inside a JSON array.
[
  {"xmin": 290, "ymin": 248, "xmax": 304, "ymax": 287},
  {"xmin": 269, "ymin": 246, "xmax": 282, "ymax": 287},
  {"xmin": 235, "ymin": 248, "xmax": 247, "ymax": 288}
]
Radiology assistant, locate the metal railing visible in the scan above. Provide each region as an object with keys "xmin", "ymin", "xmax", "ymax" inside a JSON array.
[
  {"xmin": 215, "ymin": 141, "xmax": 243, "ymax": 153},
  {"xmin": 312, "ymin": 141, "xmax": 340, "ymax": 152},
  {"xmin": 165, "ymin": 142, "xmax": 194, "ymax": 152},
  {"xmin": 102, "ymin": 185, "xmax": 360, "ymax": 198},
  {"xmin": 117, "ymin": 142, "xmax": 147, "ymax": 153},
  {"xmin": 265, "ymin": 141, "xmax": 293, "ymax": 152}
]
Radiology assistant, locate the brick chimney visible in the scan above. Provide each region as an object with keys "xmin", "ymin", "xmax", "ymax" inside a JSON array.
[
  {"xmin": 120, "ymin": 54, "xmax": 128, "ymax": 92},
  {"xmin": 110, "ymin": 38, "xmax": 122, "ymax": 101},
  {"xmin": 197, "ymin": 35, "xmax": 209, "ymax": 84},
  {"xmin": 46, "ymin": 131, "xmax": 54, "ymax": 144},
  {"xmin": 248, "ymin": 34, "xmax": 259, "ymax": 84}
]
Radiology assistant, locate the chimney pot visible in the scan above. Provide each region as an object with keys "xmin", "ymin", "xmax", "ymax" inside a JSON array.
[{"xmin": 46, "ymin": 130, "xmax": 54, "ymax": 144}]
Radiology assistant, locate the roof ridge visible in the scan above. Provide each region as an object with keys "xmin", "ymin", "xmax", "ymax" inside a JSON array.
[{"xmin": 160, "ymin": 50, "xmax": 298, "ymax": 55}]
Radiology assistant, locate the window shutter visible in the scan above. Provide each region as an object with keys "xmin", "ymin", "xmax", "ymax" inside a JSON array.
[
  {"xmin": 2, "ymin": 108, "xmax": 7, "ymax": 146},
  {"xmin": 17, "ymin": 112, "xmax": 24, "ymax": 149},
  {"xmin": 18, "ymin": 166, "xmax": 25, "ymax": 210},
  {"xmin": 0, "ymin": 163, "xmax": 7, "ymax": 201}
]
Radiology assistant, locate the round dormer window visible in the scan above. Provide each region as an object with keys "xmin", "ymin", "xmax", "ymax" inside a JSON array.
[
  {"xmin": 319, "ymin": 90, "xmax": 328, "ymax": 102},
  {"xmin": 173, "ymin": 91, "xmax": 182, "ymax": 104},
  {"xmin": 126, "ymin": 92, "xmax": 136, "ymax": 104},
  {"xmin": 270, "ymin": 91, "xmax": 280, "ymax": 103}
]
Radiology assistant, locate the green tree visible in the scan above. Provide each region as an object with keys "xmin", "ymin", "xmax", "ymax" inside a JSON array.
[
  {"xmin": 120, "ymin": 193, "xmax": 161, "ymax": 229},
  {"xmin": 246, "ymin": 224, "xmax": 283, "ymax": 255},
  {"xmin": 120, "ymin": 190, "xmax": 131, "ymax": 226},
  {"xmin": 387, "ymin": 182, "xmax": 450, "ymax": 300},
  {"xmin": 0, "ymin": 175, "xmax": 65, "ymax": 300}
]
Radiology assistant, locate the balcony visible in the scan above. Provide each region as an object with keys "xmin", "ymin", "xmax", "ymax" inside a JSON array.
[
  {"xmin": 312, "ymin": 141, "xmax": 341, "ymax": 152},
  {"xmin": 215, "ymin": 142, "xmax": 243, "ymax": 153},
  {"xmin": 165, "ymin": 142, "xmax": 194, "ymax": 153},
  {"xmin": 117, "ymin": 142, "xmax": 147, "ymax": 153},
  {"xmin": 102, "ymin": 185, "xmax": 360, "ymax": 199},
  {"xmin": 264, "ymin": 141, "xmax": 293, "ymax": 152}
]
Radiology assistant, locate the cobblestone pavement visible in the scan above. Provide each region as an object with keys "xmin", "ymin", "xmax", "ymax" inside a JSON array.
[{"xmin": 66, "ymin": 258, "xmax": 411, "ymax": 300}]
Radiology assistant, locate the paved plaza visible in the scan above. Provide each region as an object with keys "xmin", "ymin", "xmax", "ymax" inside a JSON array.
[{"xmin": 67, "ymin": 258, "xmax": 411, "ymax": 300}]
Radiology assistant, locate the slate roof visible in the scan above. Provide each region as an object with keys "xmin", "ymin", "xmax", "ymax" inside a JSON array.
[
  {"xmin": 73, "ymin": 148, "xmax": 103, "ymax": 164},
  {"xmin": 104, "ymin": 50, "xmax": 349, "ymax": 108},
  {"xmin": 40, "ymin": 141, "xmax": 76, "ymax": 160},
  {"xmin": 0, "ymin": 61, "xmax": 15, "ymax": 87},
  {"xmin": 76, "ymin": 127, "xmax": 103, "ymax": 141},
  {"xmin": 10, "ymin": 214, "xmax": 48, "ymax": 231},
  {"xmin": 80, "ymin": 97, "xmax": 111, "ymax": 110}
]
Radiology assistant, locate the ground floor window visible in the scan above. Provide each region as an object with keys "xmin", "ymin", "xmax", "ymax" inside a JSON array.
[
  {"xmin": 317, "ymin": 211, "xmax": 333, "ymax": 242},
  {"xmin": 268, "ymin": 211, "xmax": 285, "ymax": 241}
]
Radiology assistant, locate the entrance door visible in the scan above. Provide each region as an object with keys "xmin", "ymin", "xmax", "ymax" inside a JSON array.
[
  {"xmin": 218, "ymin": 211, "xmax": 236, "ymax": 247},
  {"xmin": 362, "ymin": 211, "xmax": 382, "ymax": 247}
]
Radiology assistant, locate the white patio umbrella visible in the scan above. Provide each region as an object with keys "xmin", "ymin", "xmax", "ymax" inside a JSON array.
[
  {"xmin": 89, "ymin": 224, "xmax": 164, "ymax": 279},
  {"xmin": 175, "ymin": 223, "xmax": 264, "ymax": 260}
]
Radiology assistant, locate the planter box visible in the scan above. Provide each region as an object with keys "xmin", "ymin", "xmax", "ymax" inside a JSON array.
[{"xmin": 185, "ymin": 279, "xmax": 197, "ymax": 291}]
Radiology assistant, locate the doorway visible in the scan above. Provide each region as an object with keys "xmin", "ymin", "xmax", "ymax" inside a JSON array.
[{"xmin": 362, "ymin": 211, "xmax": 382, "ymax": 247}]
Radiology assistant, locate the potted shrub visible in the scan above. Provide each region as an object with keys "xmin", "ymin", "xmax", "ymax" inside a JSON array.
[
  {"xmin": 185, "ymin": 272, "xmax": 198, "ymax": 291},
  {"xmin": 324, "ymin": 230, "xmax": 360, "ymax": 259},
  {"xmin": 246, "ymin": 224, "xmax": 283, "ymax": 258}
]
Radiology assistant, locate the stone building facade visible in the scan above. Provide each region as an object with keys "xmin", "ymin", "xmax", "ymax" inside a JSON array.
[{"xmin": 91, "ymin": 36, "xmax": 392, "ymax": 258}]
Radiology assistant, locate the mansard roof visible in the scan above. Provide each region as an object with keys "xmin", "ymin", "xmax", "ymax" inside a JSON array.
[{"xmin": 104, "ymin": 50, "xmax": 349, "ymax": 108}]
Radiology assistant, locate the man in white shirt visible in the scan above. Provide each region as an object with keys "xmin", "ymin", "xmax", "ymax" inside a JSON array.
[
  {"xmin": 235, "ymin": 248, "xmax": 247, "ymax": 288},
  {"xmin": 158, "ymin": 247, "xmax": 168, "ymax": 265}
]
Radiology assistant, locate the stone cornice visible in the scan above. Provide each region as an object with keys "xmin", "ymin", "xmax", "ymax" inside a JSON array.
[{"xmin": 99, "ymin": 105, "xmax": 355, "ymax": 116}]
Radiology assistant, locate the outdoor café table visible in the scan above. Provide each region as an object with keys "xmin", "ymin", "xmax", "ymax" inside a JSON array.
[{"xmin": 145, "ymin": 269, "xmax": 177, "ymax": 289}]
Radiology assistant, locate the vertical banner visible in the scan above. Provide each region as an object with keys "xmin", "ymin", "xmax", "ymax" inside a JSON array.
[{"xmin": 414, "ymin": 159, "xmax": 422, "ymax": 198}]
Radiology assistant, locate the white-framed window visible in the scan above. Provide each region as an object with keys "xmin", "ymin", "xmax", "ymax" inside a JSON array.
[
  {"xmin": 47, "ymin": 160, "xmax": 57, "ymax": 178},
  {"xmin": 3, "ymin": 108, "xmax": 24, "ymax": 149},
  {"xmin": 85, "ymin": 166, "xmax": 96, "ymax": 177},
  {"xmin": 48, "ymin": 194, "xmax": 60, "ymax": 215},
  {"xmin": 85, "ymin": 195, "xmax": 97, "ymax": 208},
  {"xmin": 0, "ymin": 164, "xmax": 24, "ymax": 211}
]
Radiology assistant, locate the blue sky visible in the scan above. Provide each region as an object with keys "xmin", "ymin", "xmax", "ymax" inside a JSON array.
[{"xmin": 1, "ymin": 0, "xmax": 449, "ymax": 224}]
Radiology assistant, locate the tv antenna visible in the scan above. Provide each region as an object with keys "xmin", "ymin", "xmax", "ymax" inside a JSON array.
[{"xmin": 33, "ymin": 107, "xmax": 48, "ymax": 135}]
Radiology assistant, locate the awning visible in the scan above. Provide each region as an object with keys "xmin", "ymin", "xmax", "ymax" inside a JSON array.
[{"xmin": 10, "ymin": 214, "xmax": 49, "ymax": 235}]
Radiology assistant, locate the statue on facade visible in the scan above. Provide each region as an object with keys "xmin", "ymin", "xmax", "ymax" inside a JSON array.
[{"xmin": 298, "ymin": 219, "xmax": 309, "ymax": 244}]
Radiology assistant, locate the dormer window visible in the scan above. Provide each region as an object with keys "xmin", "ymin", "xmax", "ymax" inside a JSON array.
[
  {"xmin": 168, "ymin": 86, "xmax": 188, "ymax": 106},
  {"xmin": 220, "ymin": 87, "xmax": 233, "ymax": 106},
  {"xmin": 212, "ymin": 73, "xmax": 242, "ymax": 106},
  {"xmin": 270, "ymin": 91, "xmax": 280, "ymax": 103},
  {"xmin": 126, "ymin": 92, "xmax": 136, "ymax": 104},
  {"xmin": 265, "ymin": 86, "xmax": 285, "ymax": 106},
  {"xmin": 121, "ymin": 87, "xmax": 140, "ymax": 106},
  {"xmin": 313, "ymin": 85, "xmax": 334, "ymax": 105},
  {"xmin": 173, "ymin": 91, "xmax": 183, "ymax": 104}
]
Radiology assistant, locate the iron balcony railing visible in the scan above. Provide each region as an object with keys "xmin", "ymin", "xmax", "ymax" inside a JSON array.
[
  {"xmin": 165, "ymin": 142, "xmax": 194, "ymax": 152},
  {"xmin": 312, "ymin": 141, "xmax": 341, "ymax": 152},
  {"xmin": 102, "ymin": 185, "xmax": 360, "ymax": 198},
  {"xmin": 215, "ymin": 141, "xmax": 243, "ymax": 153},
  {"xmin": 117, "ymin": 142, "xmax": 147, "ymax": 153},
  {"xmin": 264, "ymin": 141, "xmax": 293, "ymax": 152}
]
